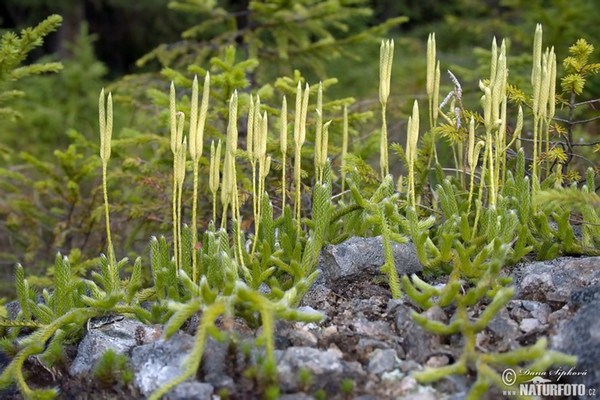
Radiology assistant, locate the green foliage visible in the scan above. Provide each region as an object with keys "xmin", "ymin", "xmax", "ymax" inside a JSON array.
[
  {"xmin": 146, "ymin": 0, "xmax": 406, "ymax": 79},
  {"xmin": 339, "ymin": 378, "xmax": 355, "ymax": 395},
  {"xmin": 0, "ymin": 19, "xmax": 111, "ymax": 294},
  {"xmin": 93, "ymin": 349, "xmax": 134, "ymax": 387},
  {"xmin": 0, "ymin": 136, "xmax": 103, "ymax": 283},
  {"xmin": 0, "ymin": 15, "xmax": 62, "ymax": 122},
  {"xmin": 404, "ymin": 241, "xmax": 577, "ymax": 399},
  {"xmin": 0, "ymin": 23, "xmax": 107, "ymax": 151}
]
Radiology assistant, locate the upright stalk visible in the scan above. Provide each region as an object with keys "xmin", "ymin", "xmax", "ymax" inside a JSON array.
[
  {"xmin": 426, "ymin": 33, "xmax": 440, "ymax": 164},
  {"xmin": 406, "ymin": 100, "xmax": 420, "ymax": 208},
  {"xmin": 280, "ymin": 96, "xmax": 288, "ymax": 210},
  {"xmin": 169, "ymin": 83, "xmax": 185, "ymax": 273},
  {"xmin": 99, "ymin": 89, "xmax": 114, "ymax": 270},
  {"xmin": 341, "ymin": 105, "xmax": 348, "ymax": 192},
  {"xmin": 209, "ymin": 139, "xmax": 221, "ymax": 224},
  {"xmin": 293, "ymin": 82, "xmax": 309, "ymax": 234},
  {"xmin": 189, "ymin": 74, "xmax": 210, "ymax": 282},
  {"xmin": 379, "ymin": 39, "xmax": 394, "ymax": 179}
]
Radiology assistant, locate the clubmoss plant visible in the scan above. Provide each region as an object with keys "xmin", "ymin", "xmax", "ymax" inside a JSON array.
[
  {"xmin": 406, "ymin": 100, "xmax": 420, "ymax": 208},
  {"xmin": 0, "ymin": 249, "xmax": 149, "ymax": 399},
  {"xmin": 99, "ymin": 89, "xmax": 115, "ymax": 271},
  {"xmin": 530, "ymin": 24, "xmax": 558, "ymax": 186},
  {"xmin": 379, "ymin": 39, "xmax": 394, "ymax": 179},
  {"xmin": 403, "ymin": 240, "xmax": 577, "ymax": 399},
  {"xmin": 280, "ymin": 95, "xmax": 288, "ymax": 208},
  {"xmin": 2, "ymin": 19, "xmax": 600, "ymax": 400},
  {"xmin": 339, "ymin": 378, "xmax": 355, "ymax": 396},
  {"xmin": 189, "ymin": 73, "xmax": 210, "ymax": 282},
  {"xmin": 209, "ymin": 139, "xmax": 222, "ymax": 223},
  {"xmin": 340, "ymin": 104, "xmax": 349, "ymax": 192},
  {"xmin": 314, "ymin": 389, "xmax": 327, "ymax": 400},
  {"xmin": 93, "ymin": 349, "xmax": 133, "ymax": 388},
  {"xmin": 293, "ymin": 81, "xmax": 310, "ymax": 233}
]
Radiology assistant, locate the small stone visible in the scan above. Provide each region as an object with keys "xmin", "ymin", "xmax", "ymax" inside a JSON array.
[
  {"xmin": 201, "ymin": 338, "xmax": 234, "ymax": 391},
  {"xmin": 356, "ymin": 338, "xmax": 393, "ymax": 361},
  {"xmin": 548, "ymin": 305, "xmax": 570, "ymax": 326},
  {"xmin": 351, "ymin": 318, "xmax": 393, "ymax": 337},
  {"xmin": 164, "ymin": 382, "xmax": 213, "ymax": 400},
  {"xmin": 130, "ymin": 332, "xmax": 195, "ymax": 397},
  {"xmin": 277, "ymin": 346, "xmax": 363, "ymax": 393},
  {"xmin": 70, "ymin": 318, "xmax": 147, "ymax": 376},
  {"xmin": 367, "ymin": 348, "xmax": 398, "ymax": 375},
  {"xmin": 353, "ymin": 396, "xmax": 379, "ymax": 400},
  {"xmin": 289, "ymin": 329, "xmax": 318, "ymax": 347},
  {"xmin": 258, "ymin": 282, "xmax": 271, "ymax": 294},
  {"xmin": 403, "ymin": 391, "xmax": 437, "ymax": 400},
  {"xmin": 398, "ymin": 359, "xmax": 421, "ymax": 374},
  {"xmin": 326, "ymin": 344, "xmax": 344, "ymax": 358},
  {"xmin": 399, "ymin": 375, "xmax": 418, "ymax": 393},
  {"xmin": 381, "ymin": 369, "xmax": 404, "ymax": 382},
  {"xmin": 519, "ymin": 272, "xmax": 555, "ymax": 302},
  {"xmin": 424, "ymin": 354, "xmax": 450, "ymax": 368},
  {"xmin": 322, "ymin": 325, "xmax": 338, "ymax": 337},
  {"xmin": 519, "ymin": 318, "xmax": 541, "ymax": 333},
  {"xmin": 279, "ymin": 393, "xmax": 315, "ymax": 400},
  {"xmin": 421, "ymin": 306, "xmax": 448, "ymax": 324},
  {"xmin": 317, "ymin": 236, "xmax": 422, "ymax": 283},
  {"xmin": 487, "ymin": 309, "xmax": 519, "ymax": 339},
  {"xmin": 386, "ymin": 298, "xmax": 403, "ymax": 314},
  {"xmin": 394, "ymin": 304, "xmax": 440, "ymax": 361}
]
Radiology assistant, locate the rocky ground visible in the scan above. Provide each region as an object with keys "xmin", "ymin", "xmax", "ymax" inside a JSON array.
[{"xmin": 2, "ymin": 237, "xmax": 599, "ymax": 399}]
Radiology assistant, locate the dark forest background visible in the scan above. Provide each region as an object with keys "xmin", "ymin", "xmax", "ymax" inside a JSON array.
[{"xmin": 4, "ymin": 0, "xmax": 599, "ymax": 77}]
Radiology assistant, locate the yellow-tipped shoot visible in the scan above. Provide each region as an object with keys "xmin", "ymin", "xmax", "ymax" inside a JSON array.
[
  {"xmin": 406, "ymin": 100, "xmax": 420, "ymax": 208},
  {"xmin": 99, "ymin": 89, "xmax": 113, "ymax": 163},
  {"xmin": 379, "ymin": 39, "xmax": 394, "ymax": 179},
  {"xmin": 280, "ymin": 95, "xmax": 288, "ymax": 210},
  {"xmin": 99, "ymin": 88, "xmax": 114, "ymax": 267}
]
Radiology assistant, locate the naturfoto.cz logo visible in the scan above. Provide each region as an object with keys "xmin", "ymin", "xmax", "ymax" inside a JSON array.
[{"xmin": 501, "ymin": 367, "xmax": 596, "ymax": 397}]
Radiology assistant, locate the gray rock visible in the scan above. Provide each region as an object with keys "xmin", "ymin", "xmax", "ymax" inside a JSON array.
[
  {"xmin": 5, "ymin": 300, "xmax": 22, "ymax": 321},
  {"xmin": 507, "ymin": 299, "xmax": 551, "ymax": 325},
  {"xmin": 130, "ymin": 332, "xmax": 206, "ymax": 398},
  {"xmin": 367, "ymin": 348, "xmax": 398, "ymax": 375},
  {"xmin": 351, "ymin": 318, "xmax": 394, "ymax": 337},
  {"xmin": 299, "ymin": 284, "xmax": 332, "ymax": 310},
  {"xmin": 551, "ymin": 303, "xmax": 600, "ymax": 396},
  {"xmin": 278, "ymin": 393, "xmax": 315, "ymax": 400},
  {"xmin": 519, "ymin": 318, "xmax": 541, "ymax": 333},
  {"xmin": 570, "ymin": 283, "xmax": 600, "ymax": 306},
  {"xmin": 164, "ymin": 382, "xmax": 214, "ymax": 400},
  {"xmin": 277, "ymin": 346, "xmax": 364, "ymax": 393},
  {"xmin": 511, "ymin": 257, "xmax": 600, "ymax": 305},
  {"xmin": 487, "ymin": 308, "xmax": 519, "ymax": 338},
  {"xmin": 287, "ymin": 328, "xmax": 319, "ymax": 347},
  {"xmin": 394, "ymin": 304, "xmax": 440, "ymax": 362},
  {"xmin": 356, "ymin": 338, "xmax": 397, "ymax": 359},
  {"xmin": 201, "ymin": 337, "xmax": 234, "ymax": 391},
  {"xmin": 69, "ymin": 318, "xmax": 149, "ymax": 376},
  {"xmin": 317, "ymin": 236, "xmax": 422, "ymax": 284}
]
